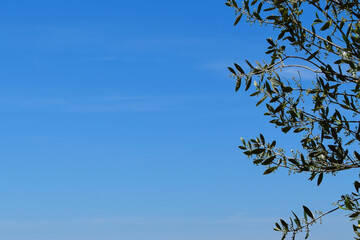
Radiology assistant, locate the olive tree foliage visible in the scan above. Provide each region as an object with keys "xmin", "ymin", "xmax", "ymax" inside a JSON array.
[{"xmin": 226, "ymin": 0, "xmax": 360, "ymax": 239}]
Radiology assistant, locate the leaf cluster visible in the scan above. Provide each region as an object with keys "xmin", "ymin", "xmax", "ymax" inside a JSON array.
[{"xmin": 226, "ymin": 0, "xmax": 360, "ymax": 239}]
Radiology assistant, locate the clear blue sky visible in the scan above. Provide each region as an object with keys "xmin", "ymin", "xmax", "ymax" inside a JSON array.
[{"xmin": 0, "ymin": 1, "xmax": 357, "ymax": 239}]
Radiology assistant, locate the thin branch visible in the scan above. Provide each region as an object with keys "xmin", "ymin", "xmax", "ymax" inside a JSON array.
[{"xmin": 289, "ymin": 197, "xmax": 360, "ymax": 234}]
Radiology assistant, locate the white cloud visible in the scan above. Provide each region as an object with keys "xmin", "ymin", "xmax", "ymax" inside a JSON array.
[{"xmin": 281, "ymin": 67, "xmax": 317, "ymax": 81}]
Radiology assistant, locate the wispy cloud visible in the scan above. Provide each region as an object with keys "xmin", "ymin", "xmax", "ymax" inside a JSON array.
[
  {"xmin": 0, "ymin": 94, "xmax": 202, "ymax": 113},
  {"xmin": 199, "ymin": 61, "xmax": 233, "ymax": 72},
  {"xmin": 281, "ymin": 67, "xmax": 317, "ymax": 81},
  {"xmin": 124, "ymin": 35, "xmax": 207, "ymax": 49},
  {"xmin": 0, "ymin": 214, "xmax": 276, "ymax": 228}
]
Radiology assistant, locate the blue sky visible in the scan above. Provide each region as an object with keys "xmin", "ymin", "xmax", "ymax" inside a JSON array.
[{"xmin": 0, "ymin": 0, "xmax": 357, "ymax": 239}]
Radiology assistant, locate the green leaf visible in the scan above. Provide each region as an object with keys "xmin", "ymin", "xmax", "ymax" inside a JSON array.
[
  {"xmin": 234, "ymin": 14, "xmax": 242, "ymax": 26},
  {"xmin": 259, "ymin": 134, "xmax": 265, "ymax": 143},
  {"xmin": 278, "ymin": 30, "xmax": 286, "ymax": 40},
  {"xmin": 266, "ymin": 37, "xmax": 275, "ymax": 46},
  {"xmin": 303, "ymin": 206, "xmax": 314, "ymax": 220},
  {"xmin": 253, "ymin": 158, "xmax": 263, "ymax": 164},
  {"xmin": 228, "ymin": 67, "xmax": 236, "ymax": 75},
  {"xmin": 234, "ymin": 63, "xmax": 245, "ymax": 74},
  {"xmin": 345, "ymin": 197, "xmax": 353, "ymax": 211},
  {"xmin": 244, "ymin": 150, "xmax": 252, "ymax": 156},
  {"xmin": 355, "ymin": 227, "xmax": 360, "ymax": 238},
  {"xmin": 270, "ymin": 78, "xmax": 281, "ymax": 86},
  {"xmin": 253, "ymin": 12, "xmax": 262, "ymax": 20},
  {"xmin": 275, "ymin": 222, "xmax": 282, "ymax": 230},
  {"xmin": 281, "ymin": 126, "xmax": 291, "ymax": 133},
  {"xmin": 355, "ymin": 181, "xmax": 360, "ymax": 193},
  {"xmin": 235, "ymin": 78, "xmax": 241, "ymax": 92},
  {"xmin": 245, "ymin": 78, "xmax": 252, "ymax": 91},
  {"xmin": 250, "ymin": 91, "xmax": 260, "ymax": 96},
  {"xmin": 232, "ymin": 0, "xmax": 238, "ymax": 8},
  {"xmin": 251, "ymin": 0, "xmax": 258, "ymax": 6},
  {"xmin": 263, "ymin": 166, "xmax": 277, "ymax": 175},
  {"xmin": 312, "ymin": 18, "xmax": 323, "ymax": 25},
  {"xmin": 252, "ymin": 148, "xmax": 266, "ymax": 154},
  {"xmin": 282, "ymin": 86, "xmax": 293, "ymax": 93},
  {"xmin": 280, "ymin": 219, "xmax": 288, "ymax": 229},
  {"xmin": 256, "ymin": 95, "xmax": 267, "ymax": 106},
  {"xmin": 264, "ymin": 7, "xmax": 275, "ymax": 12},
  {"xmin": 355, "ymin": 151, "xmax": 360, "ymax": 161},
  {"xmin": 262, "ymin": 156, "xmax": 276, "ymax": 165},
  {"xmin": 320, "ymin": 21, "xmax": 331, "ymax": 31},
  {"xmin": 292, "ymin": 211, "xmax": 301, "ymax": 228},
  {"xmin": 267, "ymin": 15, "xmax": 279, "ymax": 21},
  {"xmin": 288, "ymin": 158, "xmax": 299, "ymax": 167},
  {"xmin": 349, "ymin": 212, "xmax": 360, "ymax": 220},
  {"xmin": 307, "ymin": 50, "xmax": 319, "ymax": 60},
  {"xmin": 317, "ymin": 172, "xmax": 323, "ymax": 186},
  {"xmin": 308, "ymin": 172, "xmax": 317, "ymax": 181},
  {"xmin": 245, "ymin": 60, "xmax": 254, "ymax": 69}
]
